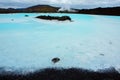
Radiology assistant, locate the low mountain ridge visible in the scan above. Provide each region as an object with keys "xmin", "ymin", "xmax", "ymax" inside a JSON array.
[
  {"xmin": 25, "ymin": 5, "xmax": 59, "ymax": 12},
  {"xmin": 0, "ymin": 5, "xmax": 120, "ymax": 16}
]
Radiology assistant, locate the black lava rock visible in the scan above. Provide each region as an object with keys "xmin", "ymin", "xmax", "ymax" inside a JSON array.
[
  {"xmin": 52, "ymin": 57, "xmax": 60, "ymax": 63},
  {"xmin": 36, "ymin": 15, "xmax": 72, "ymax": 21}
]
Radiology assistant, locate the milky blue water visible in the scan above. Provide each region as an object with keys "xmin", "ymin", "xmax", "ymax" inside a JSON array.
[{"xmin": 0, "ymin": 13, "xmax": 120, "ymax": 72}]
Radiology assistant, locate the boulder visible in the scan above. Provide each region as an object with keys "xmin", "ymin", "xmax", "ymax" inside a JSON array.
[
  {"xmin": 25, "ymin": 15, "xmax": 29, "ymax": 17},
  {"xmin": 52, "ymin": 57, "xmax": 60, "ymax": 64}
]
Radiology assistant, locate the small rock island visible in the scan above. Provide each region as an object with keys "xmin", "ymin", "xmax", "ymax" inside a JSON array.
[
  {"xmin": 36, "ymin": 15, "xmax": 72, "ymax": 21},
  {"xmin": 52, "ymin": 57, "xmax": 60, "ymax": 64}
]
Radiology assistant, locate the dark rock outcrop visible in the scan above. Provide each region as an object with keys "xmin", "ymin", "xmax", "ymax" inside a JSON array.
[
  {"xmin": 52, "ymin": 57, "xmax": 60, "ymax": 63},
  {"xmin": 25, "ymin": 15, "xmax": 29, "ymax": 17},
  {"xmin": 36, "ymin": 15, "xmax": 72, "ymax": 21},
  {"xmin": 0, "ymin": 67, "xmax": 120, "ymax": 80}
]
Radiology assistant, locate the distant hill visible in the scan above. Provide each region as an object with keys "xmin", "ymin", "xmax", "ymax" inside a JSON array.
[
  {"xmin": 0, "ymin": 5, "xmax": 60, "ymax": 13},
  {"xmin": 0, "ymin": 5, "xmax": 120, "ymax": 16},
  {"xmin": 25, "ymin": 5, "xmax": 59, "ymax": 12},
  {"xmin": 77, "ymin": 7, "xmax": 120, "ymax": 16}
]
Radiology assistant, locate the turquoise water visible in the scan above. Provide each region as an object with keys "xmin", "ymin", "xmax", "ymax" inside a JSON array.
[{"xmin": 0, "ymin": 13, "xmax": 120, "ymax": 72}]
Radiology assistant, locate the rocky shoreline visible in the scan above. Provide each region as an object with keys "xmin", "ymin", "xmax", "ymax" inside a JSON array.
[{"xmin": 0, "ymin": 67, "xmax": 120, "ymax": 80}]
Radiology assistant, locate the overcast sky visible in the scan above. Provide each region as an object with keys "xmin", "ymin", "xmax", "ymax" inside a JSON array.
[{"xmin": 0, "ymin": 0, "xmax": 120, "ymax": 9}]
